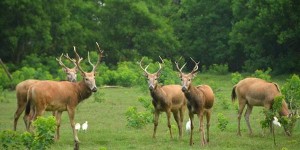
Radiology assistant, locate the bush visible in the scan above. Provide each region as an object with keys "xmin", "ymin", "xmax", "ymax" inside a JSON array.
[
  {"xmin": 251, "ymin": 67, "xmax": 272, "ymax": 81},
  {"xmin": 206, "ymin": 64, "xmax": 229, "ymax": 75},
  {"xmin": 281, "ymin": 74, "xmax": 300, "ymax": 109},
  {"xmin": 231, "ymin": 72, "xmax": 243, "ymax": 85},
  {"xmin": 0, "ymin": 116, "xmax": 56, "ymax": 149},
  {"xmin": 125, "ymin": 97, "xmax": 153, "ymax": 128},
  {"xmin": 217, "ymin": 113, "xmax": 229, "ymax": 131},
  {"xmin": 0, "ymin": 68, "xmax": 11, "ymax": 89}
]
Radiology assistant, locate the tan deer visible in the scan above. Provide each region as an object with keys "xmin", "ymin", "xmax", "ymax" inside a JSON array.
[
  {"xmin": 13, "ymin": 54, "xmax": 81, "ymax": 131},
  {"xmin": 24, "ymin": 42, "xmax": 103, "ymax": 145},
  {"xmin": 231, "ymin": 77, "xmax": 292, "ymax": 136},
  {"xmin": 175, "ymin": 58, "xmax": 215, "ymax": 146},
  {"xmin": 139, "ymin": 57, "xmax": 187, "ymax": 139}
]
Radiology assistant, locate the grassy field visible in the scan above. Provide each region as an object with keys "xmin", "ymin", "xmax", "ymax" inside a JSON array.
[{"xmin": 1, "ymin": 74, "xmax": 300, "ymax": 150}]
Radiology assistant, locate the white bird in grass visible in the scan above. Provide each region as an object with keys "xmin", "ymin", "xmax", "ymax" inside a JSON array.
[
  {"xmin": 186, "ymin": 119, "xmax": 191, "ymax": 134},
  {"xmin": 82, "ymin": 121, "xmax": 88, "ymax": 132},
  {"xmin": 75, "ymin": 123, "xmax": 81, "ymax": 132},
  {"xmin": 273, "ymin": 117, "xmax": 281, "ymax": 127}
]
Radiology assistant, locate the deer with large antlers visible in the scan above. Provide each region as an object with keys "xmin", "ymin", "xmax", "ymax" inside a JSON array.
[
  {"xmin": 13, "ymin": 54, "xmax": 82, "ymax": 131},
  {"xmin": 24, "ymin": 42, "xmax": 103, "ymax": 146},
  {"xmin": 140, "ymin": 57, "xmax": 187, "ymax": 139},
  {"xmin": 175, "ymin": 58, "xmax": 215, "ymax": 146}
]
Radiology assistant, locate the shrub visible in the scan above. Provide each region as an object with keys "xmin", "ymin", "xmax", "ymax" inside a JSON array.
[
  {"xmin": 281, "ymin": 74, "xmax": 300, "ymax": 109},
  {"xmin": 251, "ymin": 67, "xmax": 272, "ymax": 81},
  {"xmin": 231, "ymin": 72, "xmax": 243, "ymax": 85},
  {"xmin": 0, "ymin": 86, "xmax": 9, "ymax": 103},
  {"xmin": 207, "ymin": 64, "xmax": 229, "ymax": 75},
  {"xmin": 0, "ymin": 68, "xmax": 11, "ymax": 89},
  {"xmin": 125, "ymin": 97, "xmax": 153, "ymax": 128},
  {"xmin": 0, "ymin": 116, "xmax": 56, "ymax": 149},
  {"xmin": 115, "ymin": 61, "xmax": 140, "ymax": 87},
  {"xmin": 217, "ymin": 113, "xmax": 229, "ymax": 131}
]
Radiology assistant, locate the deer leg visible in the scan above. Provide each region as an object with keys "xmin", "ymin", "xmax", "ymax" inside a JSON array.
[
  {"xmin": 179, "ymin": 108, "xmax": 185, "ymax": 139},
  {"xmin": 244, "ymin": 105, "xmax": 253, "ymax": 135},
  {"xmin": 153, "ymin": 110, "xmax": 160, "ymax": 138},
  {"xmin": 55, "ymin": 111, "xmax": 63, "ymax": 141},
  {"xmin": 173, "ymin": 111, "xmax": 182, "ymax": 139},
  {"xmin": 198, "ymin": 112, "xmax": 205, "ymax": 146},
  {"xmin": 166, "ymin": 109, "xmax": 173, "ymax": 139},
  {"xmin": 14, "ymin": 102, "xmax": 26, "ymax": 131},
  {"xmin": 237, "ymin": 101, "xmax": 246, "ymax": 136},
  {"xmin": 67, "ymin": 107, "xmax": 80, "ymax": 143},
  {"xmin": 206, "ymin": 109, "xmax": 211, "ymax": 143},
  {"xmin": 189, "ymin": 113, "xmax": 194, "ymax": 146}
]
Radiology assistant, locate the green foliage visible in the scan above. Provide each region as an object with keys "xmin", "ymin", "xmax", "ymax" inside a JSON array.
[
  {"xmin": 231, "ymin": 72, "xmax": 243, "ymax": 85},
  {"xmin": 0, "ymin": 130, "xmax": 23, "ymax": 149},
  {"xmin": 0, "ymin": 86, "xmax": 9, "ymax": 103},
  {"xmin": 206, "ymin": 64, "xmax": 229, "ymax": 75},
  {"xmin": 259, "ymin": 95, "xmax": 295, "ymax": 134},
  {"xmin": 125, "ymin": 97, "xmax": 153, "ymax": 128},
  {"xmin": 115, "ymin": 61, "xmax": 141, "ymax": 87},
  {"xmin": 281, "ymin": 74, "xmax": 300, "ymax": 109},
  {"xmin": 93, "ymin": 91, "xmax": 106, "ymax": 103},
  {"xmin": 217, "ymin": 113, "xmax": 229, "ymax": 131},
  {"xmin": 0, "ymin": 68, "xmax": 11, "ymax": 89},
  {"xmin": 251, "ymin": 67, "xmax": 272, "ymax": 81},
  {"xmin": 0, "ymin": 116, "xmax": 56, "ymax": 149}
]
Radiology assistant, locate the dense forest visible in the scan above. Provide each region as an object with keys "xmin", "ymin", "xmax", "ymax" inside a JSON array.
[{"xmin": 0, "ymin": 0, "xmax": 299, "ymax": 78}]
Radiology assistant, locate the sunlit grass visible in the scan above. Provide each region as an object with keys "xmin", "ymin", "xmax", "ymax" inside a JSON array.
[{"xmin": 0, "ymin": 74, "xmax": 299, "ymax": 149}]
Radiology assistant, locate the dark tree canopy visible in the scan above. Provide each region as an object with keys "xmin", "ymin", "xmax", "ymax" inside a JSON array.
[{"xmin": 0, "ymin": 0, "xmax": 299, "ymax": 74}]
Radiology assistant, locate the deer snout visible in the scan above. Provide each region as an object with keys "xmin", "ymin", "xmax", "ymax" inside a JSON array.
[
  {"xmin": 91, "ymin": 87, "xmax": 97, "ymax": 92},
  {"xmin": 149, "ymin": 84, "xmax": 155, "ymax": 91},
  {"xmin": 182, "ymin": 86, "xmax": 188, "ymax": 92}
]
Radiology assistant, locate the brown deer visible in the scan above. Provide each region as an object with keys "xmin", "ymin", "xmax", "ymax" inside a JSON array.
[
  {"xmin": 24, "ymin": 43, "xmax": 103, "ymax": 145},
  {"xmin": 139, "ymin": 57, "xmax": 187, "ymax": 139},
  {"xmin": 175, "ymin": 58, "xmax": 215, "ymax": 146},
  {"xmin": 13, "ymin": 54, "xmax": 81, "ymax": 131},
  {"xmin": 231, "ymin": 77, "xmax": 291, "ymax": 136}
]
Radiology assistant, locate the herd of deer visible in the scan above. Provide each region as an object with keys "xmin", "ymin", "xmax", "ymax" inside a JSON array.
[{"xmin": 12, "ymin": 43, "xmax": 294, "ymax": 147}]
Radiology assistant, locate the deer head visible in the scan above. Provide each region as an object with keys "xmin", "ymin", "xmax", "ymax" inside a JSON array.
[
  {"xmin": 56, "ymin": 53, "xmax": 82, "ymax": 82},
  {"xmin": 68, "ymin": 42, "xmax": 103, "ymax": 92},
  {"xmin": 175, "ymin": 57, "xmax": 199, "ymax": 92},
  {"xmin": 139, "ymin": 57, "xmax": 163, "ymax": 91}
]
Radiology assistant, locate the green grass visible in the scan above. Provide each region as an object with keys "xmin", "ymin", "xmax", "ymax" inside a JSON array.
[{"xmin": 1, "ymin": 74, "xmax": 300, "ymax": 150}]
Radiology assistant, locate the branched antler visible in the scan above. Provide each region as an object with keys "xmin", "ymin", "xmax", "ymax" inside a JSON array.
[
  {"xmin": 56, "ymin": 53, "xmax": 69, "ymax": 69},
  {"xmin": 190, "ymin": 57, "xmax": 199, "ymax": 74},
  {"xmin": 139, "ymin": 57, "xmax": 150, "ymax": 75},
  {"xmin": 175, "ymin": 57, "xmax": 187, "ymax": 74}
]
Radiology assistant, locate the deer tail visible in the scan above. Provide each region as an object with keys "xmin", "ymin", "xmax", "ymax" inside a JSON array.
[
  {"xmin": 25, "ymin": 89, "xmax": 32, "ymax": 115},
  {"xmin": 231, "ymin": 85, "xmax": 237, "ymax": 102},
  {"xmin": 273, "ymin": 82, "xmax": 281, "ymax": 93}
]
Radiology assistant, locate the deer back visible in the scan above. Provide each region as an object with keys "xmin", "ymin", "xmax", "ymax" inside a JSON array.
[{"xmin": 28, "ymin": 80, "xmax": 91, "ymax": 111}]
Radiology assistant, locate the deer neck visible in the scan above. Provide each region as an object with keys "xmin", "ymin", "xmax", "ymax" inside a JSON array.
[
  {"xmin": 77, "ymin": 81, "xmax": 93, "ymax": 103},
  {"xmin": 280, "ymin": 100, "xmax": 290, "ymax": 116},
  {"xmin": 184, "ymin": 86, "xmax": 200, "ymax": 101},
  {"xmin": 150, "ymin": 85, "xmax": 167, "ymax": 104}
]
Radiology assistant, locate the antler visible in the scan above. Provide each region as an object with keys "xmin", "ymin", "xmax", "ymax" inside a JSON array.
[
  {"xmin": 64, "ymin": 53, "xmax": 83, "ymax": 68},
  {"xmin": 139, "ymin": 57, "xmax": 150, "ymax": 75},
  {"xmin": 190, "ymin": 57, "xmax": 199, "ymax": 74},
  {"xmin": 92, "ymin": 42, "xmax": 104, "ymax": 72},
  {"xmin": 56, "ymin": 53, "xmax": 69, "ymax": 69},
  {"xmin": 175, "ymin": 57, "xmax": 187, "ymax": 74},
  {"xmin": 73, "ymin": 46, "xmax": 86, "ymax": 74}
]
